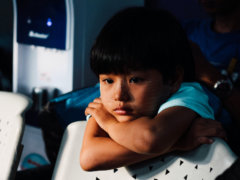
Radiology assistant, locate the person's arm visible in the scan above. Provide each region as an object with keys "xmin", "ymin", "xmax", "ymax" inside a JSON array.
[
  {"xmin": 81, "ymin": 107, "xmax": 226, "ymax": 171},
  {"xmin": 173, "ymin": 117, "xmax": 227, "ymax": 151},
  {"xmin": 190, "ymin": 41, "xmax": 225, "ymax": 88},
  {"xmin": 190, "ymin": 42, "xmax": 240, "ymax": 129},
  {"xmin": 81, "ymin": 98, "xmax": 196, "ymax": 171},
  {"xmin": 80, "ymin": 117, "xmax": 160, "ymax": 171},
  {"xmin": 85, "ymin": 98, "xmax": 197, "ymax": 155}
]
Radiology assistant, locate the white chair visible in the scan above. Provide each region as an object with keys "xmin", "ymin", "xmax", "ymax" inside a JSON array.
[
  {"xmin": 0, "ymin": 91, "xmax": 32, "ymax": 180},
  {"xmin": 52, "ymin": 121, "xmax": 238, "ymax": 180}
]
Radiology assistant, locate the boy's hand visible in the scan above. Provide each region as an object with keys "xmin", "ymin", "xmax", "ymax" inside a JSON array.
[
  {"xmin": 85, "ymin": 98, "xmax": 118, "ymax": 132},
  {"xmin": 172, "ymin": 117, "xmax": 227, "ymax": 151}
]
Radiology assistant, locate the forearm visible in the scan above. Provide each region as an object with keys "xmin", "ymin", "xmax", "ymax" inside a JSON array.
[
  {"xmin": 104, "ymin": 117, "xmax": 172, "ymax": 154},
  {"xmin": 80, "ymin": 135, "xmax": 159, "ymax": 171},
  {"xmin": 190, "ymin": 41, "xmax": 224, "ymax": 88},
  {"xmin": 102, "ymin": 107, "xmax": 196, "ymax": 155},
  {"xmin": 80, "ymin": 118, "xmax": 159, "ymax": 171},
  {"xmin": 190, "ymin": 42, "xmax": 240, "ymax": 127}
]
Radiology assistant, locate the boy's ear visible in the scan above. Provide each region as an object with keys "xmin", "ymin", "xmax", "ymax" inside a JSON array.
[{"xmin": 170, "ymin": 66, "xmax": 184, "ymax": 93}]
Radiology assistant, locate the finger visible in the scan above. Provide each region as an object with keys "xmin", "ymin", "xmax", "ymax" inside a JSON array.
[
  {"xmin": 197, "ymin": 136, "xmax": 214, "ymax": 144},
  {"xmin": 205, "ymin": 121, "xmax": 222, "ymax": 129},
  {"xmin": 196, "ymin": 118, "xmax": 222, "ymax": 128},
  {"xmin": 85, "ymin": 107, "xmax": 95, "ymax": 116},
  {"xmin": 214, "ymin": 131, "xmax": 228, "ymax": 141},
  {"xmin": 202, "ymin": 121, "xmax": 222, "ymax": 129},
  {"xmin": 93, "ymin": 98, "xmax": 102, "ymax": 103},
  {"xmin": 87, "ymin": 101, "xmax": 101, "ymax": 108},
  {"xmin": 85, "ymin": 107, "xmax": 90, "ymax": 116},
  {"xmin": 195, "ymin": 127, "xmax": 226, "ymax": 137}
]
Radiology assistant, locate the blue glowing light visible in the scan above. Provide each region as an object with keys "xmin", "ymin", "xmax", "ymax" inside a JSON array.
[{"xmin": 46, "ymin": 18, "xmax": 52, "ymax": 27}]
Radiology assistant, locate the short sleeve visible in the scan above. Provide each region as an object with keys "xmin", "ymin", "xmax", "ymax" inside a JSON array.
[
  {"xmin": 158, "ymin": 82, "xmax": 215, "ymax": 120},
  {"xmin": 86, "ymin": 114, "xmax": 92, "ymax": 121}
]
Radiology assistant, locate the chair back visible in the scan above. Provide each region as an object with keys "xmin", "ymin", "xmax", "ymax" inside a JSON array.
[
  {"xmin": 0, "ymin": 91, "xmax": 32, "ymax": 180},
  {"xmin": 52, "ymin": 121, "xmax": 237, "ymax": 180}
]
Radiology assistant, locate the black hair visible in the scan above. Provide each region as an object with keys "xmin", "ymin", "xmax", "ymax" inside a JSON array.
[{"xmin": 90, "ymin": 7, "xmax": 195, "ymax": 83}]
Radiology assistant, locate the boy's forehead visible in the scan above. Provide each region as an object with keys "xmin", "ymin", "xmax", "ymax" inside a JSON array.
[{"xmin": 99, "ymin": 69, "xmax": 162, "ymax": 76}]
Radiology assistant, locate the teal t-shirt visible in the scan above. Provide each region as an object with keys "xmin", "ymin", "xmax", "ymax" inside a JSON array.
[{"xmin": 158, "ymin": 82, "xmax": 215, "ymax": 120}]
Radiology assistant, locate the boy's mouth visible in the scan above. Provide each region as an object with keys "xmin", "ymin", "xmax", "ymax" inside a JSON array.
[{"xmin": 114, "ymin": 107, "xmax": 133, "ymax": 115}]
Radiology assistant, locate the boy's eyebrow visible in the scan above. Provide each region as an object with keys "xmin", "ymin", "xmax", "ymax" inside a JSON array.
[{"xmin": 99, "ymin": 74, "xmax": 110, "ymax": 77}]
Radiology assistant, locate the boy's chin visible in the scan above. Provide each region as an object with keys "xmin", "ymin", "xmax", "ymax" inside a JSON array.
[{"xmin": 115, "ymin": 115, "xmax": 137, "ymax": 123}]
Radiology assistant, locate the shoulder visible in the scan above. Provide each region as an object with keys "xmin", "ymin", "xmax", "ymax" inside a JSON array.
[
  {"xmin": 172, "ymin": 82, "xmax": 207, "ymax": 98},
  {"xmin": 159, "ymin": 82, "xmax": 215, "ymax": 119}
]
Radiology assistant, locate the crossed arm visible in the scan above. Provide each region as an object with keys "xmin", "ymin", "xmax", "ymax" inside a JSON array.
[{"xmin": 80, "ymin": 98, "xmax": 226, "ymax": 171}]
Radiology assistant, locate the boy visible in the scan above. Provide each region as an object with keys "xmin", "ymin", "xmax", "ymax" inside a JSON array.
[{"xmin": 80, "ymin": 7, "xmax": 224, "ymax": 171}]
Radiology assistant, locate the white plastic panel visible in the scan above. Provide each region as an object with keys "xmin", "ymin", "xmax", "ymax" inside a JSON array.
[
  {"xmin": 0, "ymin": 91, "xmax": 32, "ymax": 179},
  {"xmin": 52, "ymin": 121, "xmax": 237, "ymax": 180}
]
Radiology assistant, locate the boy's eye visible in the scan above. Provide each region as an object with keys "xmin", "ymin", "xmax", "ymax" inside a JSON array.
[
  {"xmin": 129, "ymin": 77, "xmax": 144, "ymax": 83},
  {"xmin": 103, "ymin": 79, "xmax": 114, "ymax": 84}
]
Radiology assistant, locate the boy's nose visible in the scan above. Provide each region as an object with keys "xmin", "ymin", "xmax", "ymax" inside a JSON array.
[{"xmin": 114, "ymin": 83, "xmax": 131, "ymax": 101}]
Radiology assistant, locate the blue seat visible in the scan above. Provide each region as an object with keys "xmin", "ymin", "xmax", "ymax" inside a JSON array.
[
  {"xmin": 39, "ymin": 84, "xmax": 100, "ymax": 164},
  {"xmin": 48, "ymin": 83, "xmax": 100, "ymax": 128}
]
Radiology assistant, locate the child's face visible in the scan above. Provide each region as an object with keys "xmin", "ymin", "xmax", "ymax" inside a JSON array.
[{"xmin": 99, "ymin": 69, "xmax": 174, "ymax": 122}]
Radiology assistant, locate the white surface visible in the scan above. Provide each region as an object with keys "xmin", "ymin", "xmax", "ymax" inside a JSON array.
[
  {"xmin": 0, "ymin": 91, "xmax": 32, "ymax": 180},
  {"xmin": 0, "ymin": 91, "xmax": 32, "ymax": 118},
  {"xmin": 52, "ymin": 121, "xmax": 238, "ymax": 180}
]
